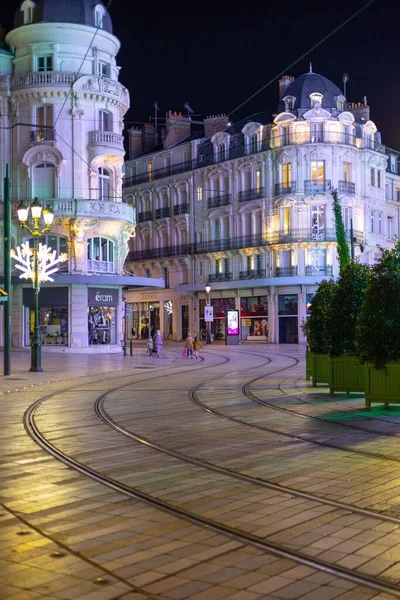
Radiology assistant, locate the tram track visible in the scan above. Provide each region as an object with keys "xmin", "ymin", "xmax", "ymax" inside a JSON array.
[{"xmin": 20, "ymin": 348, "xmax": 400, "ymax": 597}]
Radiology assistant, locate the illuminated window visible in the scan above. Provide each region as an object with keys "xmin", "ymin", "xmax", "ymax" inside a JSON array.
[
  {"xmin": 147, "ymin": 163, "xmax": 153, "ymax": 182},
  {"xmin": 282, "ymin": 163, "xmax": 291, "ymax": 188},
  {"xmin": 197, "ymin": 186, "xmax": 203, "ymax": 202},
  {"xmin": 311, "ymin": 122, "xmax": 323, "ymax": 143},
  {"xmin": 256, "ymin": 170, "xmax": 261, "ymax": 192},
  {"xmin": 282, "ymin": 207, "xmax": 291, "ymax": 234},
  {"xmin": 311, "ymin": 161, "xmax": 325, "ymax": 184},
  {"xmin": 343, "ymin": 162, "xmax": 352, "ymax": 183},
  {"xmin": 87, "ymin": 237, "xmax": 114, "ymax": 273},
  {"xmin": 98, "ymin": 167, "xmax": 111, "ymax": 200}
]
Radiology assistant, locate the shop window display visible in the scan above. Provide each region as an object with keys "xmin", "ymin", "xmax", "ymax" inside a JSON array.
[
  {"xmin": 37, "ymin": 306, "xmax": 68, "ymax": 345},
  {"xmin": 88, "ymin": 306, "xmax": 116, "ymax": 345},
  {"xmin": 240, "ymin": 296, "xmax": 268, "ymax": 339}
]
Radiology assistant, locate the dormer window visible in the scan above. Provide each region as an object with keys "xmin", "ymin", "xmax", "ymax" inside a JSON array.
[
  {"xmin": 21, "ymin": 0, "xmax": 35, "ymax": 24},
  {"xmin": 283, "ymin": 96, "xmax": 296, "ymax": 112},
  {"xmin": 94, "ymin": 4, "xmax": 106, "ymax": 28},
  {"xmin": 310, "ymin": 93, "xmax": 323, "ymax": 108}
]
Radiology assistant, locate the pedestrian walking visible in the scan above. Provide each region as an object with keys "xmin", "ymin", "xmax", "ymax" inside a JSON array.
[
  {"xmin": 153, "ymin": 329, "xmax": 163, "ymax": 357},
  {"xmin": 193, "ymin": 336, "xmax": 203, "ymax": 359},
  {"xmin": 185, "ymin": 332, "xmax": 194, "ymax": 359},
  {"xmin": 147, "ymin": 336, "xmax": 153, "ymax": 356}
]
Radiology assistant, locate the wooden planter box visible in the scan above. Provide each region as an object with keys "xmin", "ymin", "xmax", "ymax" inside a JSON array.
[
  {"xmin": 306, "ymin": 350, "xmax": 312, "ymax": 380},
  {"xmin": 309, "ymin": 353, "xmax": 330, "ymax": 387},
  {"xmin": 329, "ymin": 355, "xmax": 364, "ymax": 395},
  {"xmin": 365, "ymin": 363, "xmax": 400, "ymax": 409}
]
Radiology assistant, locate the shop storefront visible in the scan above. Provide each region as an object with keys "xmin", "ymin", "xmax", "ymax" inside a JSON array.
[
  {"xmin": 23, "ymin": 287, "xmax": 68, "ymax": 346},
  {"xmin": 240, "ymin": 296, "xmax": 268, "ymax": 341},
  {"xmin": 88, "ymin": 287, "xmax": 118, "ymax": 346},
  {"xmin": 129, "ymin": 301, "xmax": 160, "ymax": 339},
  {"xmin": 199, "ymin": 297, "xmax": 235, "ymax": 341}
]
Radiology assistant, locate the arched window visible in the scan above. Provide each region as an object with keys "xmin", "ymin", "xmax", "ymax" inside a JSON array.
[
  {"xmin": 98, "ymin": 167, "xmax": 111, "ymax": 200},
  {"xmin": 34, "ymin": 163, "xmax": 56, "ymax": 198},
  {"xmin": 310, "ymin": 92, "xmax": 323, "ymax": 108},
  {"xmin": 27, "ymin": 234, "xmax": 68, "ymax": 272},
  {"xmin": 21, "ymin": 0, "xmax": 35, "ymax": 24},
  {"xmin": 87, "ymin": 237, "xmax": 114, "ymax": 273},
  {"xmin": 94, "ymin": 4, "xmax": 105, "ymax": 28}
]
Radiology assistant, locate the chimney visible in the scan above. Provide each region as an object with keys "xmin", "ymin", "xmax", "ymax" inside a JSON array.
[
  {"xmin": 204, "ymin": 114, "xmax": 229, "ymax": 138},
  {"xmin": 347, "ymin": 97, "xmax": 370, "ymax": 122},
  {"xmin": 164, "ymin": 111, "xmax": 191, "ymax": 149},
  {"xmin": 128, "ymin": 127, "xmax": 143, "ymax": 158},
  {"xmin": 279, "ymin": 75, "xmax": 295, "ymax": 99},
  {"xmin": 142, "ymin": 123, "xmax": 157, "ymax": 153}
]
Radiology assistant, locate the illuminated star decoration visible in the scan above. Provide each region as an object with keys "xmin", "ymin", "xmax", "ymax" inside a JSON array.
[
  {"xmin": 11, "ymin": 242, "xmax": 68, "ymax": 288},
  {"xmin": 164, "ymin": 300, "xmax": 173, "ymax": 314}
]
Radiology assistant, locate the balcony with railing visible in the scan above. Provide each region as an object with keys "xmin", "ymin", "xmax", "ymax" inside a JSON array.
[
  {"xmin": 338, "ymin": 180, "xmax": 355, "ymax": 196},
  {"xmin": 155, "ymin": 207, "xmax": 171, "ymax": 219},
  {"xmin": 275, "ymin": 182, "xmax": 297, "ymax": 196},
  {"xmin": 88, "ymin": 259, "xmax": 115, "ymax": 274},
  {"xmin": 209, "ymin": 272, "xmax": 233, "ymax": 282},
  {"xmin": 276, "ymin": 266, "xmax": 298, "ymax": 277},
  {"xmin": 88, "ymin": 131, "xmax": 124, "ymax": 151},
  {"xmin": 173, "ymin": 202, "xmax": 190, "ymax": 215},
  {"xmin": 11, "ymin": 71, "xmax": 76, "ymax": 90},
  {"xmin": 30, "ymin": 128, "xmax": 56, "ymax": 143},
  {"xmin": 124, "ymin": 159, "xmax": 194, "ymax": 187},
  {"xmin": 138, "ymin": 210, "xmax": 153, "ymax": 222},
  {"xmin": 273, "ymin": 131, "xmax": 384, "ymax": 153},
  {"xmin": 239, "ymin": 187, "xmax": 265, "ymax": 203},
  {"xmin": 239, "ymin": 269, "xmax": 266, "ymax": 280},
  {"xmin": 304, "ymin": 180, "xmax": 331, "ymax": 195},
  {"xmin": 267, "ymin": 227, "xmax": 363, "ymax": 245},
  {"xmin": 208, "ymin": 193, "xmax": 231, "ymax": 209},
  {"xmin": 127, "ymin": 233, "xmax": 268, "ymax": 262},
  {"xmin": 305, "ymin": 265, "xmax": 333, "ymax": 276}
]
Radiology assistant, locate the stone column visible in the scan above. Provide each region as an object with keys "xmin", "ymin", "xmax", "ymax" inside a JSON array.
[
  {"xmin": 268, "ymin": 290, "xmax": 277, "ymax": 344},
  {"xmin": 69, "ymin": 285, "xmax": 89, "ymax": 348},
  {"xmin": 11, "ymin": 285, "xmax": 24, "ymax": 348}
]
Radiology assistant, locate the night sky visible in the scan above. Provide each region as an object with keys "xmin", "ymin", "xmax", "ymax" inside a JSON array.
[{"xmin": 1, "ymin": 0, "xmax": 399, "ymax": 149}]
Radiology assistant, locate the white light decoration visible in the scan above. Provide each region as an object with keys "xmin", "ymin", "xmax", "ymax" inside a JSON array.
[
  {"xmin": 11, "ymin": 242, "xmax": 68, "ymax": 288},
  {"xmin": 164, "ymin": 300, "xmax": 173, "ymax": 314}
]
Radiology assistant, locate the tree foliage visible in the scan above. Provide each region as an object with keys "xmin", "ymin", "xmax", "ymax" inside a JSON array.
[
  {"xmin": 328, "ymin": 262, "xmax": 370, "ymax": 357},
  {"xmin": 332, "ymin": 189, "xmax": 350, "ymax": 273},
  {"xmin": 355, "ymin": 242, "xmax": 400, "ymax": 369},
  {"xmin": 302, "ymin": 279, "xmax": 337, "ymax": 354}
]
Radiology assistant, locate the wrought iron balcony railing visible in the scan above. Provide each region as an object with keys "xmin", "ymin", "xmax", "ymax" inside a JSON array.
[
  {"xmin": 138, "ymin": 210, "xmax": 153, "ymax": 222},
  {"xmin": 338, "ymin": 180, "xmax": 355, "ymax": 196},
  {"xmin": 305, "ymin": 265, "xmax": 333, "ymax": 276},
  {"xmin": 173, "ymin": 202, "xmax": 190, "ymax": 215},
  {"xmin": 209, "ymin": 272, "xmax": 233, "ymax": 282},
  {"xmin": 276, "ymin": 266, "xmax": 298, "ymax": 277},
  {"xmin": 155, "ymin": 207, "xmax": 171, "ymax": 219},
  {"xmin": 239, "ymin": 269, "xmax": 266, "ymax": 280},
  {"xmin": 208, "ymin": 193, "xmax": 232, "ymax": 209},
  {"xmin": 30, "ymin": 128, "xmax": 56, "ymax": 143},
  {"xmin": 267, "ymin": 227, "xmax": 363, "ymax": 245},
  {"xmin": 238, "ymin": 188, "xmax": 265, "ymax": 203},
  {"xmin": 273, "ymin": 131, "xmax": 384, "ymax": 153},
  {"xmin": 304, "ymin": 180, "xmax": 331, "ymax": 194},
  {"xmin": 275, "ymin": 182, "xmax": 297, "ymax": 196}
]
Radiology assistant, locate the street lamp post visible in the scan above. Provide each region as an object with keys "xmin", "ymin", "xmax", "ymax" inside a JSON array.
[
  {"xmin": 16, "ymin": 199, "xmax": 55, "ymax": 372},
  {"xmin": 205, "ymin": 283, "xmax": 212, "ymax": 345}
]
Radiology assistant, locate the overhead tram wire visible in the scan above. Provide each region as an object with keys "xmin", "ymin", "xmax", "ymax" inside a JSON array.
[{"xmin": 227, "ymin": 0, "xmax": 376, "ymax": 119}]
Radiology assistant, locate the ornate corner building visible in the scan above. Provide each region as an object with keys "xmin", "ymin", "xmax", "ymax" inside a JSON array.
[
  {"xmin": 0, "ymin": 0, "xmax": 162, "ymax": 352},
  {"xmin": 123, "ymin": 70, "xmax": 400, "ymax": 344}
]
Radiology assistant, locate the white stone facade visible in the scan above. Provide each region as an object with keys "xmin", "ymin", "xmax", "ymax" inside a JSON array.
[
  {"xmin": 123, "ymin": 74, "xmax": 400, "ymax": 344},
  {"xmin": 0, "ymin": 1, "xmax": 162, "ymax": 353}
]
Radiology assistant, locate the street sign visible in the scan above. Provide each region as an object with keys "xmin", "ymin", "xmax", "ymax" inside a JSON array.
[{"xmin": 204, "ymin": 306, "xmax": 214, "ymax": 322}]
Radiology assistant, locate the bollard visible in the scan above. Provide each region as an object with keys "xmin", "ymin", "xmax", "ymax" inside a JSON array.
[{"xmin": 130, "ymin": 340, "xmax": 133, "ymax": 356}]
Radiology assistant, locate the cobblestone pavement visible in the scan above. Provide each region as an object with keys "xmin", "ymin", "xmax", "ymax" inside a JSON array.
[{"xmin": 1, "ymin": 343, "xmax": 400, "ymax": 599}]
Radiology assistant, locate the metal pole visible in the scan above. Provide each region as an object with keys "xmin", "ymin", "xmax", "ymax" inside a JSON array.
[
  {"xmin": 350, "ymin": 218, "xmax": 355, "ymax": 262},
  {"xmin": 123, "ymin": 300, "xmax": 127, "ymax": 356},
  {"xmin": 30, "ymin": 235, "xmax": 43, "ymax": 372},
  {"xmin": 206, "ymin": 292, "xmax": 211, "ymax": 345},
  {"xmin": 3, "ymin": 163, "xmax": 11, "ymax": 375}
]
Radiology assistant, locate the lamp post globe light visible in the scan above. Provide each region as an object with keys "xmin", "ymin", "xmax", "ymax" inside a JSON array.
[
  {"xmin": 15, "ymin": 198, "xmax": 56, "ymax": 372},
  {"xmin": 205, "ymin": 283, "xmax": 212, "ymax": 345}
]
